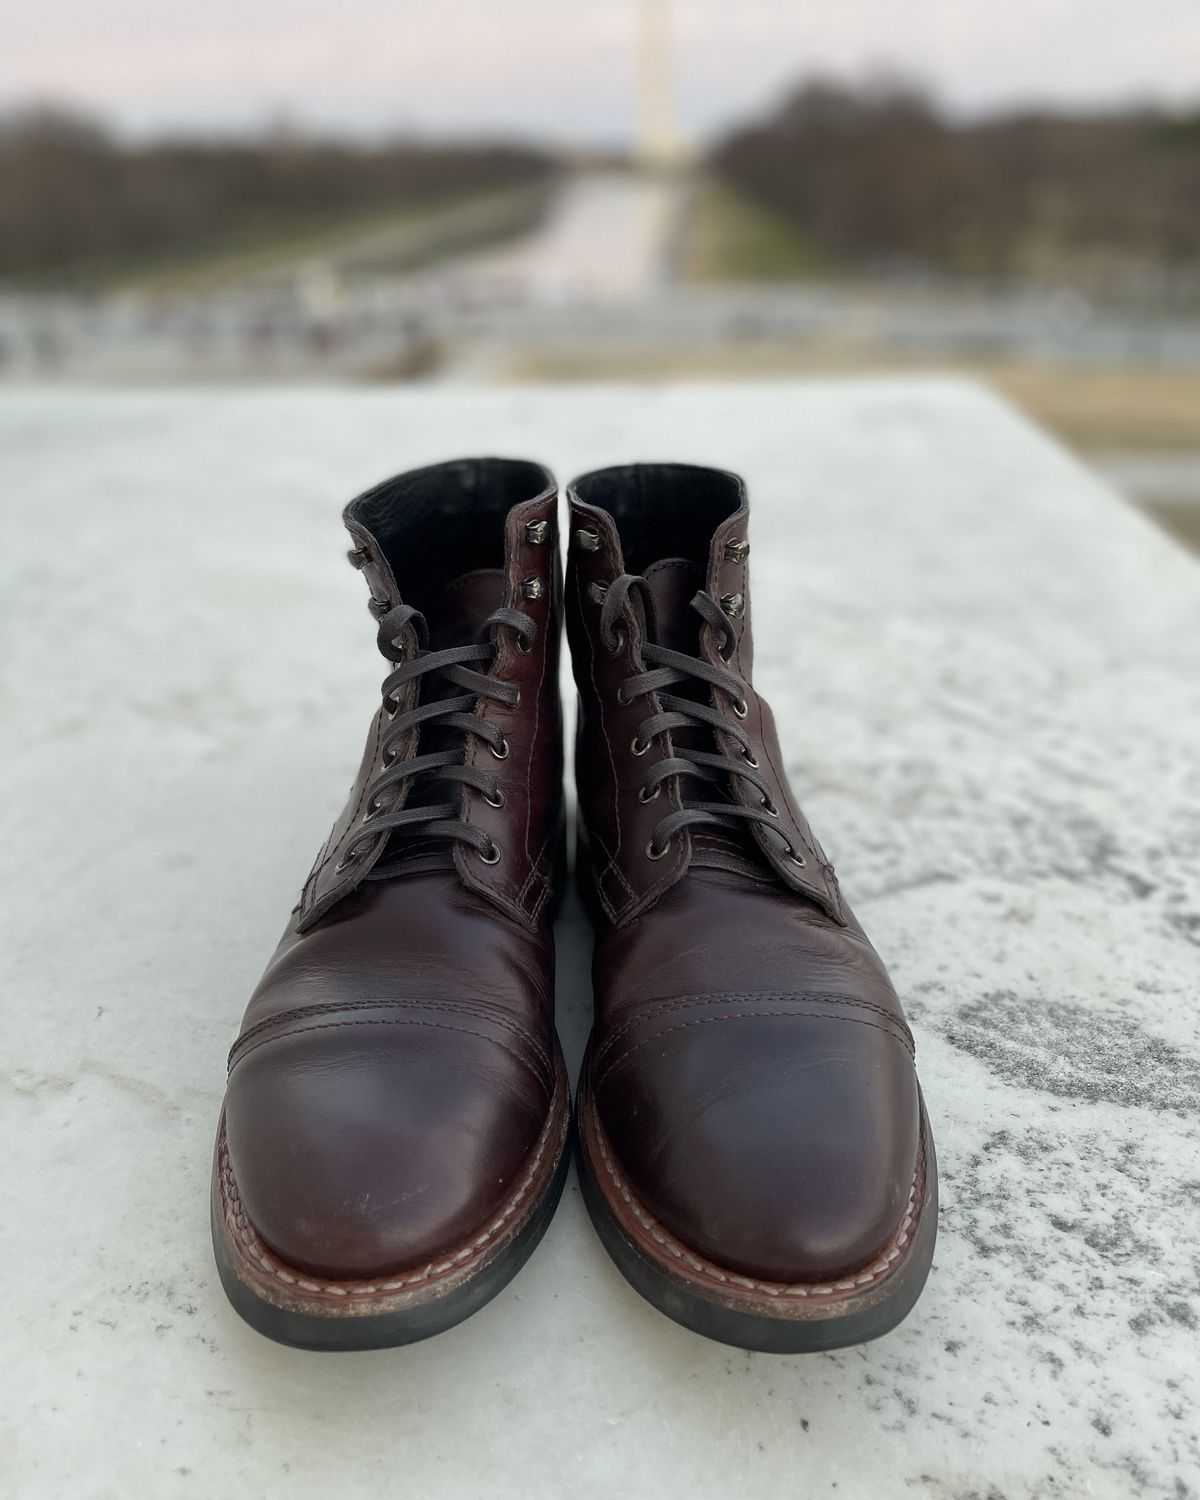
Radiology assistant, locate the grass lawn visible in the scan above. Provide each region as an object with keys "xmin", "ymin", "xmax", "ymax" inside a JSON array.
[
  {"xmin": 81, "ymin": 182, "xmax": 556, "ymax": 296},
  {"xmin": 682, "ymin": 177, "xmax": 834, "ymax": 282}
]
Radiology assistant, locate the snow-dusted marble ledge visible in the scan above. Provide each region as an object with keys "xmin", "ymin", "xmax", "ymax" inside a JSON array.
[{"xmin": 2, "ymin": 381, "xmax": 1197, "ymax": 1500}]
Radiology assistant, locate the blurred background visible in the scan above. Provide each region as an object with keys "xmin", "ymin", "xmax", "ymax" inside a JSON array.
[{"xmin": 2, "ymin": 0, "xmax": 1198, "ymax": 551}]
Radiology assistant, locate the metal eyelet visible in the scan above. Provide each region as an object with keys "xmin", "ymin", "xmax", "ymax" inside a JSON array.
[
  {"xmin": 521, "ymin": 577, "xmax": 545, "ymax": 602},
  {"xmin": 589, "ymin": 581, "xmax": 609, "ymax": 605},
  {"xmin": 483, "ymin": 787, "xmax": 505, "ymax": 808},
  {"xmin": 761, "ymin": 797, "xmax": 779, "ymax": 816},
  {"xmin": 645, "ymin": 838, "xmax": 670, "ymax": 861},
  {"xmin": 525, "ymin": 520, "xmax": 551, "ymax": 545},
  {"xmin": 477, "ymin": 841, "xmax": 502, "ymax": 865},
  {"xmin": 577, "ymin": 527, "xmax": 601, "ymax": 552},
  {"xmin": 490, "ymin": 737, "xmax": 510, "ymax": 760},
  {"xmin": 509, "ymin": 688, "xmax": 521, "ymax": 709},
  {"xmin": 516, "ymin": 635, "xmax": 534, "ymax": 655},
  {"xmin": 607, "ymin": 628, "xmax": 626, "ymax": 658},
  {"xmin": 334, "ymin": 848, "xmax": 361, "ymax": 874},
  {"xmin": 723, "ymin": 538, "xmax": 750, "ymax": 563},
  {"xmin": 721, "ymin": 593, "xmax": 746, "ymax": 619},
  {"xmin": 631, "ymin": 735, "xmax": 651, "ymax": 757},
  {"xmin": 363, "ymin": 799, "xmax": 382, "ymax": 823},
  {"xmin": 732, "ymin": 697, "xmax": 748, "ymax": 719},
  {"xmin": 616, "ymin": 684, "xmax": 631, "ymax": 705},
  {"xmin": 786, "ymin": 845, "xmax": 808, "ymax": 868},
  {"xmin": 382, "ymin": 745, "xmax": 398, "ymax": 767},
  {"xmin": 384, "ymin": 697, "xmax": 399, "ymax": 721},
  {"xmin": 741, "ymin": 748, "xmax": 759, "ymax": 768},
  {"xmin": 638, "ymin": 783, "xmax": 661, "ymax": 803}
]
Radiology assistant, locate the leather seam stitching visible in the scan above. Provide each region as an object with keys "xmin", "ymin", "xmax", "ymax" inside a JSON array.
[
  {"xmin": 597, "ymin": 1010, "xmax": 915, "ymax": 1091},
  {"xmin": 593, "ymin": 990, "xmax": 913, "ymax": 1068},
  {"xmin": 230, "ymin": 1016, "xmax": 553, "ymax": 1089},
  {"xmin": 229, "ymin": 999, "xmax": 552, "ymax": 1073}
]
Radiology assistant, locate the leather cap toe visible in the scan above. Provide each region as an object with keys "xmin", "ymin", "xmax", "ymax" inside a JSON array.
[
  {"xmin": 224, "ymin": 1013, "xmax": 549, "ymax": 1280},
  {"xmin": 596, "ymin": 1010, "xmax": 920, "ymax": 1284}
]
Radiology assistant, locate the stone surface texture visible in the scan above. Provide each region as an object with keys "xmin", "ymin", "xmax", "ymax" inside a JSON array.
[{"xmin": 2, "ymin": 381, "xmax": 1198, "ymax": 1499}]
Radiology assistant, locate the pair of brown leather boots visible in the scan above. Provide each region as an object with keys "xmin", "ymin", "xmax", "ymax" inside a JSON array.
[{"xmin": 211, "ymin": 458, "xmax": 936, "ymax": 1354}]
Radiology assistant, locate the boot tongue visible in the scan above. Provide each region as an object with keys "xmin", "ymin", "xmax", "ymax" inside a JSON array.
[
  {"xmin": 641, "ymin": 558, "xmax": 766, "ymax": 876},
  {"xmin": 381, "ymin": 566, "xmax": 505, "ymax": 870},
  {"xmin": 642, "ymin": 557, "xmax": 704, "ymax": 653},
  {"xmin": 429, "ymin": 568, "xmax": 505, "ymax": 650}
]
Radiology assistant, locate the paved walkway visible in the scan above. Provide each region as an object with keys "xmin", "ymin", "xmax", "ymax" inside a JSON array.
[{"xmin": 2, "ymin": 381, "xmax": 1197, "ymax": 1499}]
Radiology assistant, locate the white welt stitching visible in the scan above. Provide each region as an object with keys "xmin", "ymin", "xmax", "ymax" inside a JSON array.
[
  {"xmin": 218, "ymin": 1070, "xmax": 566, "ymax": 1299},
  {"xmin": 586, "ymin": 1089, "xmax": 922, "ymax": 1300}
]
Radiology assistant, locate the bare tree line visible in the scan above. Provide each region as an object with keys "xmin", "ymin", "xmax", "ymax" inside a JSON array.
[
  {"xmin": 0, "ymin": 108, "xmax": 557, "ymax": 283},
  {"xmin": 712, "ymin": 79, "xmax": 1200, "ymax": 287}
]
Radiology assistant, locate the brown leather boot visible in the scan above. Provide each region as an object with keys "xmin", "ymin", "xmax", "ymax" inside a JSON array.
[
  {"xmin": 211, "ymin": 458, "xmax": 570, "ymax": 1349},
  {"xmin": 565, "ymin": 463, "xmax": 937, "ymax": 1353}
]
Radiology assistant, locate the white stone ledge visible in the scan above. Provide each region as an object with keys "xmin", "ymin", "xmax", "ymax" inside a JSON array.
[{"xmin": 2, "ymin": 379, "xmax": 1197, "ymax": 1500}]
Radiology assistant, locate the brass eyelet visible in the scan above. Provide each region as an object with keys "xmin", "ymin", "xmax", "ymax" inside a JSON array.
[
  {"xmin": 645, "ymin": 838, "xmax": 670, "ymax": 861},
  {"xmin": 483, "ymin": 787, "xmax": 505, "ymax": 808},
  {"xmin": 631, "ymin": 735, "xmax": 651, "ymax": 757},
  {"xmin": 477, "ymin": 841, "xmax": 502, "ymax": 865},
  {"xmin": 490, "ymin": 737, "xmax": 510, "ymax": 760},
  {"xmin": 638, "ymin": 783, "xmax": 661, "ymax": 804},
  {"xmin": 732, "ymin": 697, "xmax": 748, "ymax": 719}
]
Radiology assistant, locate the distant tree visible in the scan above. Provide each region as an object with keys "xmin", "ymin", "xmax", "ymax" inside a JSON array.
[
  {"xmin": 0, "ymin": 106, "xmax": 557, "ymax": 282},
  {"xmin": 711, "ymin": 78, "xmax": 1200, "ymax": 285}
]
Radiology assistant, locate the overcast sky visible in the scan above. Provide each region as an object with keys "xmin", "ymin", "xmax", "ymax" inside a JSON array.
[{"xmin": 4, "ymin": 0, "xmax": 1199, "ymax": 142}]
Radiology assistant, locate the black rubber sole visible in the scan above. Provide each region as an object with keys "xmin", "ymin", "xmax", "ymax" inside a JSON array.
[{"xmin": 576, "ymin": 1087, "xmax": 938, "ymax": 1355}]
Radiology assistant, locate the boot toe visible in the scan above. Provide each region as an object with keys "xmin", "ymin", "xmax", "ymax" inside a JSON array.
[
  {"xmin": 224, "ymin": 1012, "xmax": 550, "ymax": 1281},
  {"xmin": 596, "ymin": 1011, "xmax": 920, "ymax": 1284}
]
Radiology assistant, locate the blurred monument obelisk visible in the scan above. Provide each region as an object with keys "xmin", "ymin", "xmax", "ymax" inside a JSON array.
[{"xmin": 636, "ymin": 0, "xmax": 686, "ymax": 169}]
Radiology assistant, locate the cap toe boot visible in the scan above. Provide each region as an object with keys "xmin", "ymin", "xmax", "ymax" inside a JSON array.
[
  {"xmin": 566, "ymin": 463, "xmax": 937, "ymax": 1352},
  {"xmin": 212, "ymin": 458, "xmax": 569, "ymax": 1349}
]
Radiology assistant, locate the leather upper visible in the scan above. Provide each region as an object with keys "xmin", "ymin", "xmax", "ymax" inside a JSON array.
[
  {"xmin": 222, "ymin": 458, "xmax": 564, "ymax": 1280},
  {"xmin": 566, "ymin": 468, "xmax": 844, "ymax": 925},
  {"xmin": 567, "ymin": 463, "xmax": 922, "ymax": 1285}
]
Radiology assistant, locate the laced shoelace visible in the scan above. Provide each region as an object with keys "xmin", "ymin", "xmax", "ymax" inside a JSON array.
[
  {"xmin": 336, "ymin": 600, "xmax": 535, "ymax": 877},
  {"xmin": 598, "ymin": 574, "xmax": 807, "ymax": 868}
]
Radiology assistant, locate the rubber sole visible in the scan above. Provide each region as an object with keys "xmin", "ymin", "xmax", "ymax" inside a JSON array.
[
  {"xmin": 211, "ymin": 1050, "xmax": 571, "ymax": 1351},
  {"xmin": 576, "ymin": 1075, "xmax": 937, "ymax": 1354}
]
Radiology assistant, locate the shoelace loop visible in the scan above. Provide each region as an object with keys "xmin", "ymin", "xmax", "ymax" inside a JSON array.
[
  {"xmin": 336, "ymin": 600, "xmax": 535, "ymax": 875},
  {"xmin": 599, "ymin": 575, "xmax": 807, "ymax": 867}
]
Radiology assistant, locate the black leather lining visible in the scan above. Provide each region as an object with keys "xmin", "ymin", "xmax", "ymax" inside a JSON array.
[
  {"xmin": 572, "ymin": 463, "xmax": 743, "ymax": 575},
  {"xmin": 346, "ymin": 457, "xmax": 549, "ymax": 617}
]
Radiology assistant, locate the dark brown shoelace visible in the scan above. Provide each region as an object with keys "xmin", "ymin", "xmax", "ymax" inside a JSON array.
[
  {"xmin": 598, "ymin": 574, "xmax": 806, "ymax": 867},
  {"xmin": 336, "ymin": 600, "xmax": 535, "ymax": 876}
]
